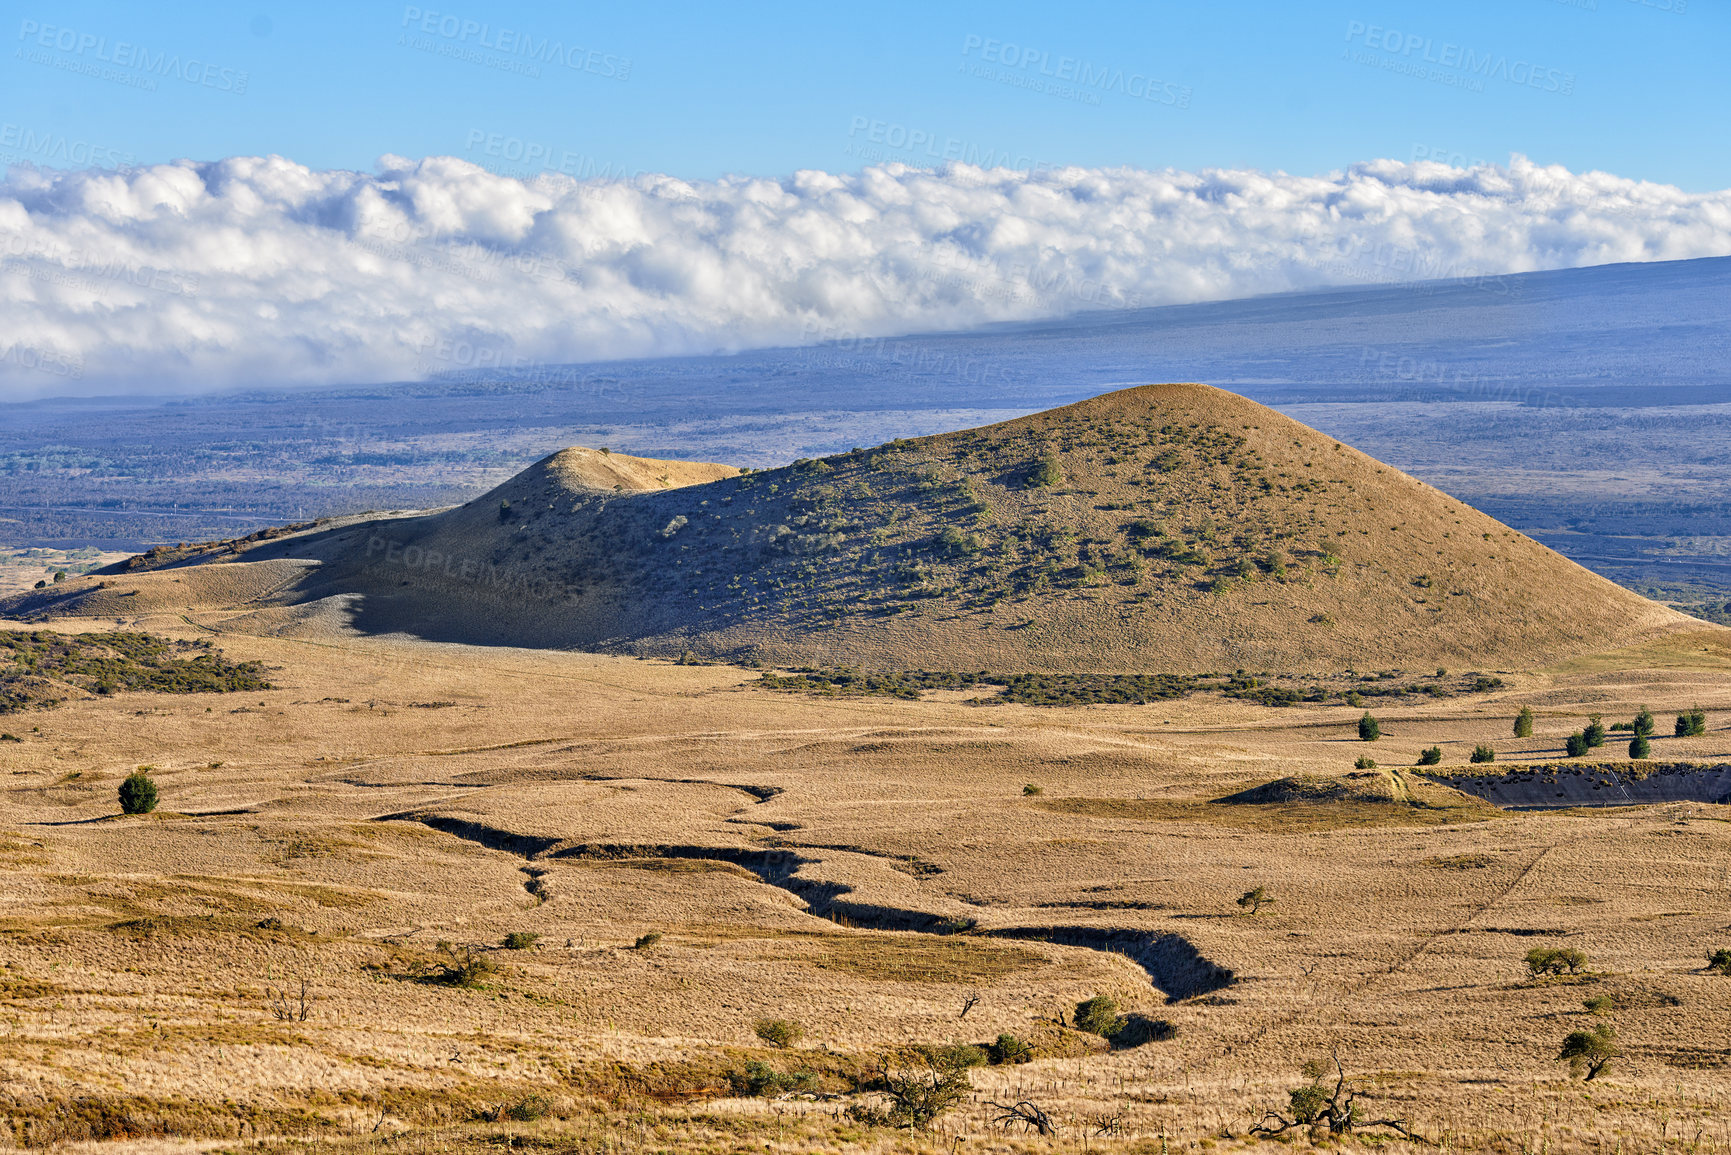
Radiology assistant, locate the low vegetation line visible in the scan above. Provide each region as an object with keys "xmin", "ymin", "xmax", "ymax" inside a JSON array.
[
  {"xmin": 1, "ymin": 627, "xmax": 271, "ymax": 712},
  {"xmin": 755, "ymin": 665, "xmax": 1503, "ymax": 708}
]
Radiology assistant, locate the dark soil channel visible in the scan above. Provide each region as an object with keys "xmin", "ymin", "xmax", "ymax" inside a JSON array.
[
  {"xmin": 572, "ymin": 777, "xmax": 783, "ymax": 803},
  {"xmin": 989, "ymin": 926, "xmax": 1234, "ymax": 1002},
  {"xmin": 375, "ymin": 813, "xmax": 564, "ymax": 859},
  {"xmin": 378, "ymin": 818, "xmax": 1235, "ymax": 1002},
  {"xmin": 1426, "ymin": 762, "xmax": 1731, "ymax": 809}
]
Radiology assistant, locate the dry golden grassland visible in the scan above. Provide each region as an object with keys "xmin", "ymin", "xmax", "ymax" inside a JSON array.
[{"xmin": 2, "ymin": 617, "xmax": 1731, "ymax": 1153}]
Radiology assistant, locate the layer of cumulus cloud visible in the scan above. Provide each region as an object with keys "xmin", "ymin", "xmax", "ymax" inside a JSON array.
[{"xmin": 1, "ymin": 153, "xmax": 1729, "ymax": 393}]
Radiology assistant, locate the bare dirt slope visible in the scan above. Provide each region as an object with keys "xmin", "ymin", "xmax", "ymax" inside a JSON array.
[{"xmin": 4, "ymin": 384, "xmax": 1686, "ymax": 671}]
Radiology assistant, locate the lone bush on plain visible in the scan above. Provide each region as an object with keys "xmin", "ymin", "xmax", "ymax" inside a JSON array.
[{"xmin": 119, "ymin": 771, "xmax": 158, "ymax": 815}]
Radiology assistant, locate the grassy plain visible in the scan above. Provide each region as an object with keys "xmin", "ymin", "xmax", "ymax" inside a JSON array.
[{"xmin": 2, "ymin": 616, "xmax": 1730, "ymax": 1153}]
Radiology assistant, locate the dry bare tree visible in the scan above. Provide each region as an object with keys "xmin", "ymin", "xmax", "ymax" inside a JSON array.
[
  {"xmin": 989, "ymin": 1098, "xmax": 1055, "ymax": 1136},
  {"xmin": 1249, "ymin": 1049, "xmax": 1423, "ymax": 1142},
  {"xmin": 267, "ymin": 977, "xmax": 311, "ymax": 1022}
]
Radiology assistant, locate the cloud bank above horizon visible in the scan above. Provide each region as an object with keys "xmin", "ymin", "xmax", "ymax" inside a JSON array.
[{"xmin": 2, "ymin": 153, "xmax": 1729, "ymax": 396}]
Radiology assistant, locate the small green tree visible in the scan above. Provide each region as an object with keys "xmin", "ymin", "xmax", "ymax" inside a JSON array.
[
  {"xmin": 1358, "ymin": 712, "xmax": 1380, "ymax": 742},
  {"xmin": 119, "ymin": 771, "xmax": 158, "ymax": 815},
  {"xmin": 428, "ymin": 942, "xmax": 496, "ymax": 988},
  {"xmin": 988, "ymin": 1033, "xmax": 1032, "ymax": 1064},
  {"xmin": 1558, "ymin": 1023, "xmax": 1619, "ymax": 1081},
  {"xmin": 1074, "ymin": 996, "xmax": 1123, "ymax": 1037},
  {"xmin": 938, "ymin": 526, "xmax": 983, "ymax": 555},
  {"xmin": 1354, "ymin": 755, "xmax": 1377, "ymax": 770},
  {"xmin": 1237, "ymin": 886, "xmax": 1274, "ymax": 915},
  {"xmin": 1026, "ymin": 453, "xmax": 1062, "ymax": 488},
  {"xmin": 500, "ymin": 932, "xmax": 540, "ymax": 950},
  {"xmin": 1470, "ymin": 744, "xmax": 1496, "ymax": 764},
  {"xmin": 1629, "ymin": 734, "xmax": 1651, "ymax": 759},
  {"xmin": 1584, "ymin": 714, "xmax": 1606, "ymax": 748},
  {"xmin": 1706, "ymin": 949, "xmax": 1731, "ymax": 975},
  {"xmin": 1633, "ymin": 707, "xmax": 1656, "ymax": 738},
  {"xmin": 868, "ymin": 1046, "xmax": 976, "ymax": 1130},
  {"xmin": 1285, "ymin": 1060, "xmax": 1334, "ymax": 1126},
  {"xmin": 1514, "ymin": 706, "xmax": 1534, "ymax": 737},
  {"xmin": 1417, "ymin": 746, "xmax": 1442, "ymax": 766},
  {"xmin": 753, "ymin": 1018, "xmax": 804, "ymax": 1048},
  {"xmin": 727, "ymin": 1060, "xmax": 781, "ymax": 1096},
  {"xmin": 1525, "ymin": 947, "xmax": 1587, "ymax": 977},
  {"xmin": 1675, "ymin": 705, "xmax": 1706, "ymax": 737},
  {"xmin": 1565, "ymin": 732, "xmax": 1588, "ymax": 758}
]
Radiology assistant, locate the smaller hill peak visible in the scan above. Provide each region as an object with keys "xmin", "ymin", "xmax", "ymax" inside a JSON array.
[{"xmin": 518, "ymin": 447, "xmax": 740, "ymax": 496}]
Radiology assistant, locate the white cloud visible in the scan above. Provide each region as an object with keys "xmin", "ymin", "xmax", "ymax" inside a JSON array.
[{"xmin": 1, "ymin": 153, "xmax": 1728, "ymax": 395}]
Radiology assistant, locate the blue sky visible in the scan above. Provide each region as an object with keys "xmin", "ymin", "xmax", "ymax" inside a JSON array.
[
  {"xmin": 6, "ymin": 0, "xmax": 1730, "ymax": 396},
  {"xmin": 1, "ymin": 0, "xmax": 1723, "ymax": 188}
]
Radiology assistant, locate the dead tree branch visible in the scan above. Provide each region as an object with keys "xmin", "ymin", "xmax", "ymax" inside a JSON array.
[
  {"xmin": 989, "ymin": 1099, "xmax": 1056, "ymax": 1136},
  {"xmin": 1248, "ymin": 1048, "xmax": 1426, "ymax": 1144}
]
